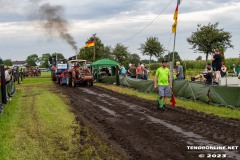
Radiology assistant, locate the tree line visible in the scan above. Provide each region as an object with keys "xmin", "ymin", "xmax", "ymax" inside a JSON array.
[{"xmin": 2, "ymin": 22, "xmax": 234, "ymax": 68}]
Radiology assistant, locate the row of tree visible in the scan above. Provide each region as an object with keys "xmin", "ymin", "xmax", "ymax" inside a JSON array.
[
  {"xmin": 79, "ymin": 22, "xmax": 233, "ymax": 65},
  {"xmin": 2, "ymin": 22, "xmax": 233, "ymax": 68}
]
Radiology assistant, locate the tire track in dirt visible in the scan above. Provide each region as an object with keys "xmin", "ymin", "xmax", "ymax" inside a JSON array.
[
  {"xmin": 59, "ymin": 85, "xmax": 240, "ymax": 160},
  {"xmin": 93, "ymin": 86, "xmax": 240, "ymax": 149}
]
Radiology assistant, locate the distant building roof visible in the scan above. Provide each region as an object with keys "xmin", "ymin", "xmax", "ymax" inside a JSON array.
[{"xmin": 12, "ymin": 61, "xmax": 27, "ymax": 66}]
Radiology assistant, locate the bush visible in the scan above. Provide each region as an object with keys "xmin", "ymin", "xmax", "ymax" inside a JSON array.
[{"xmin": 145, "ymin": 63, "xmax": 161, "ymax": 70}]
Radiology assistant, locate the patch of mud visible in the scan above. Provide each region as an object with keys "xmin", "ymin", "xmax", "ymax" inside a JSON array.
[{"xmin": 58, "ymin": 85, "xmax": 240, "ymax": 160}]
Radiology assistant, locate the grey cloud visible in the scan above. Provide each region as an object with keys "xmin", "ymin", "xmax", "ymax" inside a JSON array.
[{"xmin": 1, "ymin": 0, "xmax": 240, "ymax": 60}]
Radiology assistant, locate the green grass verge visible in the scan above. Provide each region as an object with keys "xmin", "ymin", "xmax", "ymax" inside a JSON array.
[
  {"xmin": 95, "ymin": 83, "xmax": 240, "ymax": 119},
  {"xmin": 40, "ymin": 71, "xmax": 51, "ymax": 77},
  {"xmin": 0, "ymin": 76, "xmax": 121, "ymax": 160},
  {"xmin": 0, "ymin": 83, "xmax": 79, "ymax": 159}
]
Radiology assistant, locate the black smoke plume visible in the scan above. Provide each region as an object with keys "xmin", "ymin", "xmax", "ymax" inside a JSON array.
[{"xmin": 31, "ymin": 2, "xmax": 78, "ymax": 52}]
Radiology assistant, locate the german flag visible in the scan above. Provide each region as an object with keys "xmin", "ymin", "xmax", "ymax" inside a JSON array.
[
  {"xmin": 172, "ymin": 0, "xmax": 181, "ymax": 33},
  {"xmin": 84, "ymin": 40, "xmax": 95, "ymax": 48}
]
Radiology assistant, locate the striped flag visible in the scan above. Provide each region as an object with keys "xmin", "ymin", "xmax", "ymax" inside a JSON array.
[
  {"xmin": 172, "ymin": 0, "xmax": 181, "ymax": 33},
  {"xmin": 84, "ymin": 40, "xmax": 95, "ymax": 48}
]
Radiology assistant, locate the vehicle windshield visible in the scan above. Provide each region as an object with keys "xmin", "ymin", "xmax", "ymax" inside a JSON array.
[{"xmin": 70, "ymin": 61, "xmax": 86, "ymax": 68}]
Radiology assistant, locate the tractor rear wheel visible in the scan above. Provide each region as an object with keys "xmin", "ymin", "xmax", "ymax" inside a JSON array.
[
  {"xmin": 67, "ymin": 77, "xmax": 72, "ymax": 87},
  {"xmin": 51, "ymin": 71, "xmax": 56, "ymax": 81},
  {"xmin": 72, "ymin": 79, "xmax": 75, "ymax": 87},
  {"xmin": 60, "ymin": 78, "xmax": 63, "ymax": 86},
  {"xmin": 56, "ymin": 77, "xmax": 60, "ymax": 84}
]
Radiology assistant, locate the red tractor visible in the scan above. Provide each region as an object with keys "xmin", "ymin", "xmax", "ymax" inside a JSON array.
[{"xmin": 66, "ymin": 60, "xmax": 93, "ymax": 87}]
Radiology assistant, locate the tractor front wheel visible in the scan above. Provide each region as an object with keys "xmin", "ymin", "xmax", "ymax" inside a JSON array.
[{"xmin": 87, "ymin": 80, "xmax": 93, "ymax": 86}]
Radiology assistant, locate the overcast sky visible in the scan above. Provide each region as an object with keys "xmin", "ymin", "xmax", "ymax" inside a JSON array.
[{"xmin": 0, "ymin": 0, "xmax": 240, "ymax": 61}]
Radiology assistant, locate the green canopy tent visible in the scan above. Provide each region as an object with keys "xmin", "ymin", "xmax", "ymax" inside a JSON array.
[{"xmin": 90, "ymin": 58, "xmax": 120, "ymax": 81}]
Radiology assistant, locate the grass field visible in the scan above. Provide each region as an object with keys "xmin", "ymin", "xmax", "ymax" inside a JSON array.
[
  {"xmin": 95, "ymin": 83, "xmax": 240, "ymax": 119},
  {"xmin": 1, "ymin": 71, "xmax": 238, "ymax": 159},
  {"xmin": 0, "ymin": 74, "xmax": 121, "ymax": 160},
  {"xmin": 40, "ymin": 71, "xmax": 51, "ymax": 77}
]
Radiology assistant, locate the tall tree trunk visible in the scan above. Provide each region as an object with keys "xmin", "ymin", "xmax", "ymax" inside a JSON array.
[
  {"xmin": 205, "ymin": 53, "xmax": 209, "ymax": 64},
  {"xmin": 221, "ymin": 48, "xmax": 225, "ymax": 64}
]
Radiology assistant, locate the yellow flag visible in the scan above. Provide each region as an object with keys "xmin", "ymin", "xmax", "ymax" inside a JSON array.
[
  {"xmin": 172, "ymin": 22, "xmax": 177, "ymax": 33},
  {"xmin": 172, "ymin": 0, "xmax": 180, "ymax": 33},
  {"xmin": 172, "ymin": 5, "xmax": 178, "ymax": 33}
]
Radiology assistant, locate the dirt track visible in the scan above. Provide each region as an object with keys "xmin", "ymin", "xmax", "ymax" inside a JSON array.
[{"xmin": 58, "ymin": 85, "xmax": 240, "ymax": 160}]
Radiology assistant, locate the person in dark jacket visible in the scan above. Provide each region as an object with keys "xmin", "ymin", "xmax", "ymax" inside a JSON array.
[{"xmin": 211, "ymin": 49, "xmax": 222, "ymax": 82}]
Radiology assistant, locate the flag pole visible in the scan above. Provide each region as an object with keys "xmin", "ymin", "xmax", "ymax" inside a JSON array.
[
  {"xmin": 172, "ymin": 30, "xmax": 177, "ymax": 66},
  {"xmin": 171, "ymin": 0, "xmax": 180, "ymax": 82},
  {"xmin": 170, "ymin": 32, "xmax": 177, "ymax": 82},
  {"xmin": 93, "ymin": 33, "xmax": 96, "ymax": 62}
]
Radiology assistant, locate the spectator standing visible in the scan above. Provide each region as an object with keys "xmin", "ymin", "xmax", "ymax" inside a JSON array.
[
  {"xmin": 120, "ymin": 65, "xmax": 126, "ymax": 76},
  {"xmin": 5, "ymin": 67, "xmax": 11, "ymax": 83},
  {"xmin": 141, "ymin": 64, "xmax": 148, "ymax": 80},
  {"xmin": 154, "ymin": 59, "xmax": 172, "ymax": 110},
  {"xmin": 211, "ymin": 49, "xmax": 222, "ymax": 82},
  {"xmin": 93, "ymin": 67, "xmax": 98, "ymax": 81},
  {"xmin": 126, "ymin": 63, "xmax": 132, "ymax": 77},
  {"xmin": 176, "ymin": 61, "xmax": 184, "ymax": 80},
  {"xmin": 136, "ymin": 63, "xmax": 142, "ymax": 79},
  {"xmin": 129, "ymin": 64, "xmax": 136, "ymax": 78},
  {"xmin": 220, "ymin": 63, "xmax": 227, "ymax": 77},
  {"xmin": 235, "ymin": 63, "xmax": 240, "ymax": 76}
]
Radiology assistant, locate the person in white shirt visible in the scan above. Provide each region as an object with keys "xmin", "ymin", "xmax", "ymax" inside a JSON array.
[{"xmin": 5, "ymin": 67, "xmax": 11, "ymax": 82}]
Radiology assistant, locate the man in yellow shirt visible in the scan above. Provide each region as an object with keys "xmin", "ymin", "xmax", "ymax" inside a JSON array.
[{"xmin": 154, "ymin": 59, "xmax": 172, "ymax": 110}]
